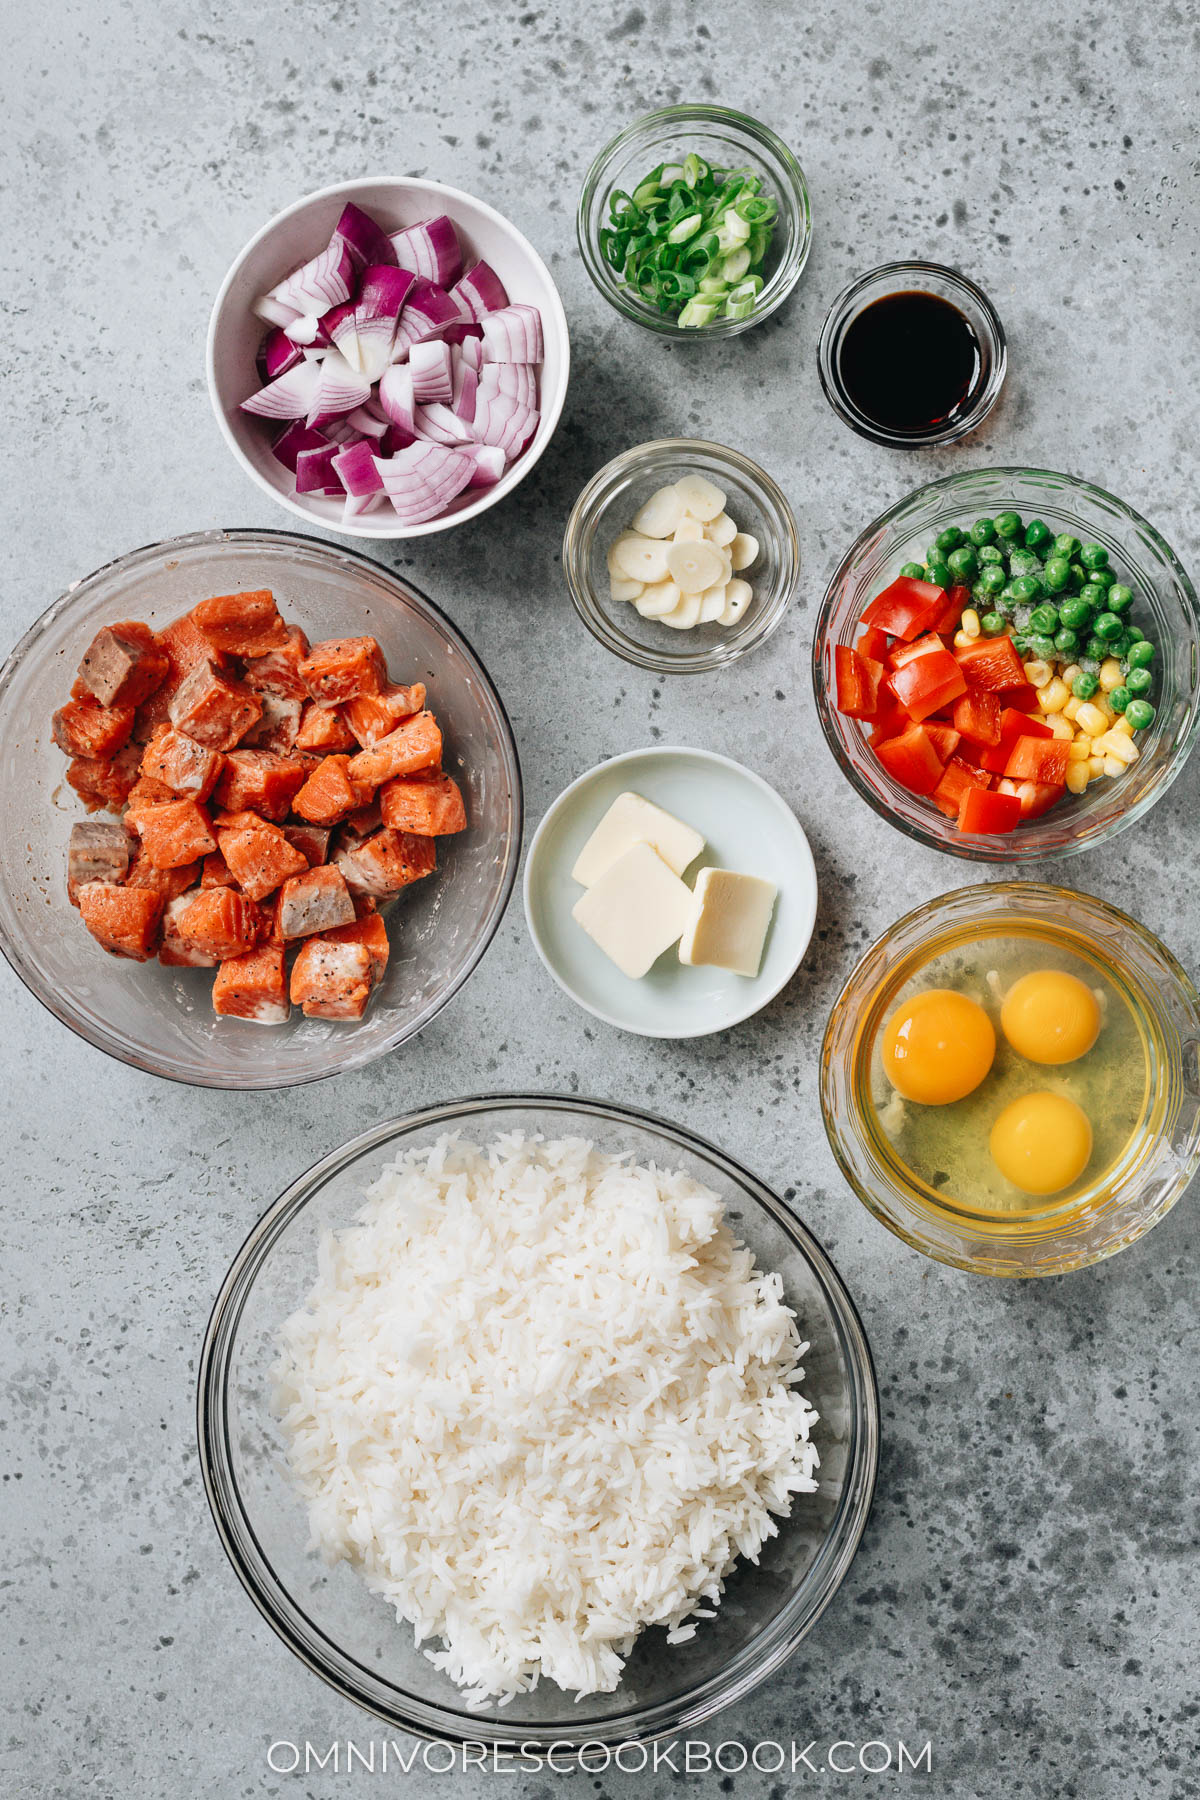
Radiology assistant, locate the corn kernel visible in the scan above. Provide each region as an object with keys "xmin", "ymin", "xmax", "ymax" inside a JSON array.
[
  {"xmin": 953, "ymin": 629, "xmax": 972, "ymax": 649},
  {"xmin": 1076, "ymin": 702, "xmax": 1107, "ymax": 737},
  {"xmin": 1097, "ymin": 693, "xmax": 1115, "ymax": 722},
  {"xmin": 1103, "ymin": 755, "xmax": 1124, "ymax": 778},
  {"xmin": 960, "ymin": 608, "xmax": 981, "ymax": 640},
  {"xmin": 1063, "ymin": 696, "xmax": 1083, "ymax": 722},
  {"xmin": 1099, "ymin": 657, "xmax": 1124, "ymax": 692},
  {"xmin": 1024, "ymin": 659, "xmax": 1052, "ymax": 687},
  {"xmin": 1067, "ymin": 740, "xmax": 1091, "ymax": 762},
  {"xmin": 1061, "ymin": 663, "xmax": 1083, "ymax": 688},
  {"xmin": 1066, "ymin": 762, "xmax": 1090, "ymax": 795},
  {"xmin": 1038, "ymin": 677, "xmax": 1071, "ymax": 713},
  {"xmin": 1104, "ymin": 734, "xmax": 1137, "ymax": 766},
  {"xmin": 1113, "ymin": 714, "xmax": 1134, "ymax": 737},
  {"xmin": 1049, "ymin": 716, "xmax": 1074, "ymax": 741},
  {"xmin": 1087, "ymin": 755, "xmax": 1106, "ymax": 778}
]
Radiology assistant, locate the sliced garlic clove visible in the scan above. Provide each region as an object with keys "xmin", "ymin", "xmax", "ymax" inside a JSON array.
[
  {"xmin": 613, "ymin": 534, "xmax": 670, "ymax": 583},
  {"xmin": 698, "ymin": 583, "xmax": 728, "ymax": 623},
  {"xmin": 673, "ymin": 516, "xmax": 705, "ymax": 543},
  {"xmin": 659, "ymin": 591, "xmax": 704, "ymax": 629},
  {"xmin": 665, "ymin": 539, "xmax": 725, "ymax": 594},
  {"xmin": 606, "ymin": 530, "xmax": 638, "ymax": 576},
  {"xmin": 705, "ymin": 511, "xmax": 737, "ymax": 547},
  {"xmin": 610, "ymin": 573, "xmax": 644, "ymax": 604},
  {"xmin": 635, "ymin": 579, "xmax": 683, "ymax": 618},
  {"xmin": 719, "ymin": 578, "xmax": 753, "ymax": 626},
  {"xmin": 631, "ymin": 484, "xmax": 685, "ymax": 538},
  {"xmin": 729, "ymin": 531, "xmax": 759, "ymax": 571},
  {"xmin": 673, "ymin": 473, "xmax": 726, "ymax": 522}
]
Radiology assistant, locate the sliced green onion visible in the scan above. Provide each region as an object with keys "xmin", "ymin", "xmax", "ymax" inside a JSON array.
[
  {"xmin": 698, "ymin": 275, "xmax": 730, "ymax": 295},
  {"xmin": 721, "ymin": 246, "xmax": 751, "ymax": 282},
  {"xmin": 632, "ymin": 181, "xmax": 661, "ymax": 208},
  {"xmin": 682, "ymin": 152, "xmax": 707, "ymax": 187},
  {"xmin": 678, "ymin": 297, "xmax": 720, "ymax": 328}
]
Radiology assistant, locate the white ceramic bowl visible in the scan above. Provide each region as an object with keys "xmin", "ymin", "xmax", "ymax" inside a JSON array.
[
  {"xmin": 524, "ymin": 746, "xmax": 818, "ymax": 1038},
  {"xmin": 207, "ymin": 177, "xmax": 570, "ymax": 540}
]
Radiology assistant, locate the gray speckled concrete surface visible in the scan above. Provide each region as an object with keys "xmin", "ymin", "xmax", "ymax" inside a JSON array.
[{"xmin": 4, "ymin": 3, "xmax": 1199, "ymax": 1796}]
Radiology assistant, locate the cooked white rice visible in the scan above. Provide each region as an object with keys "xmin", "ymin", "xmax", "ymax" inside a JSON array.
[{"xmin": 272, "ymin": 1131, "xmax": 819, "ymax": 1706}]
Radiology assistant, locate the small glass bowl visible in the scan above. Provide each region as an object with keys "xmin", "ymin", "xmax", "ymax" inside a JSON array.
[
  {"xmin": 813, "ymin": 467, "xmax": 1200, "ymax": 861},
  {"xmin": 198, "ymin": 1095, "xmax": 880, "ymax": 1748},
  {"xmin": 821, "ymin": 883, "xmax": 1200, "ymax": 1277},
  {"xmin": 564, "ymin": 438, "xmax": 799, "ymax": 673},
  {"xmin": 577, "ymin": 105, "xmax": 812, "ymax": 340},
  {"xmin": 816, "ymin": 261, "xmax": 1007, "ymax": 447}
]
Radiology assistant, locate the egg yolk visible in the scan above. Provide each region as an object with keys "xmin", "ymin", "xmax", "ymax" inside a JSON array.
[
  {"xmin": 1001, "ymin": 970, "xmax": 1101, "ymax": 1065},
  {"xmin": 882, "ymin": 988, "xmax": 996, "ymax": 1105},
  {"xmin": 989, "ymin": 1091, "xmax": 1093, "ymax": 1195}
]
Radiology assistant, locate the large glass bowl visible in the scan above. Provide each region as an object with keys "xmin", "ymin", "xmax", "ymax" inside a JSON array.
[
  {"xmin": 821, "ymin": 884, "xmax": 1200, "ymax": 1276},
  {"xmin": 197, "ymin": 1096, "xmax": 879, "ymax": 1748},
  {"xmin": 813, "ymin": 468, "xmax": 1200, "ymax": 860},
  {"xmin": 0, "ymin": 531, "xmax": 522, "ymax": 1088},
  {"xmin": 577, "ymin": 106, "xmax": 811, "ymax": 340}
]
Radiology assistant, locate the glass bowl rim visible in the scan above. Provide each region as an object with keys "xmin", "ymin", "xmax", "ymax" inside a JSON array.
[
  {"xmin": 196, "ymin": 1091, "xmax": 881, "ymax": 1747},
  {"xmin": 812, "ymin": 465, "xmax": 1200, "ymax": 862},
  {"xmin": 815, "ymin": 259, "xmax": 1007, "ymax": 448},
  {"xmin": 0, "ymin": 527, "xmax": 524, "ymax": 1089},
  {"xmin": 563, "ymin": 437, "xmax": 800, "ymax": 673},
  {"xmin": 576, "ymin": 104, "xmax": 812, "ymax": 340}
]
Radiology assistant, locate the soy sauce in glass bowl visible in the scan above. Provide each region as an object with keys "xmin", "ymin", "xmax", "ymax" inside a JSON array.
[{"xmin": 817, "ymin": 261, "xmax": 1006, "ymax": 448}]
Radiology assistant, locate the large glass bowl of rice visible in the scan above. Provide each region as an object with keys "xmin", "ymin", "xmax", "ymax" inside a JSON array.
[{"xmin": 198, "ymin": 1095, "xmax": 879, "ymax": 1749}]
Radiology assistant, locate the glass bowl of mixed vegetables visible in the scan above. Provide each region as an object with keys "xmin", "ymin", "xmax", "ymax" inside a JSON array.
[
  {"xmin": 577, "ymin": 106, "xmax": 811, "ymax": 339},
  {"xmin": 813, "ymin": 468, "xmax": 1200, "ymax": 860}
]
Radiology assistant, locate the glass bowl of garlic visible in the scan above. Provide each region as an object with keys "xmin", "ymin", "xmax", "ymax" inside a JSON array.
[{"xmin": 563, "ymin": 438, "xmax": 800, "ymax": 672}]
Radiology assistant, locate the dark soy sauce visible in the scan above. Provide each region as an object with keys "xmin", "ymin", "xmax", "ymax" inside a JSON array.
[{"xmin": 837, "ymin": 291, "xmax": 984, "ymax": 434}]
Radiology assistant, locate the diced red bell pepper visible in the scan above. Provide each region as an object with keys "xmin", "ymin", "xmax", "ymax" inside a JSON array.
[
  {"xmin": 924, "ymin": 722, "xmax": 962, "ymax": 763},
  {"xmin": 868, "ymin": 698, "xmax": 910, "ymax": 747},
  {"xmin": 955, "ymin": 634, "xmax": 1027, "ymax": 693},
  {"xmin": 888, "ymin": 632, "xmax": 946, "ymax": 671},
  {"xmin": 955, "ymin": 735, "xmax": 987, "ymax": 768},
  {"xmin": 835, "ymin": 644, "xmax": 885, "ymax": 720},
  {"xmin": 861, "ymin": 576, "xmax": 948, "ymax": 641},
  {"xmin": 951, "ymin": 687, "xmax": 1003, "ymax": 747},
  {"xmin": 997, "ymin": 777, "xmax": 1065, "ymax": 821},
  {"xmin": 932, "ymin": 755, "xmax": 990, "ymax": 819},
  {"xmin": 979, "ymin": 707, "xmax": 1053, "ymax": 774},
  {"xmin": 857, "ymin": 624, "xmax": 890, "ymax": 663},
  {"xmin": 997, "ymin": 680, "xmax": 1040, "ymax": 713},
  {"xmin": 958, "ymin": 786, "xmax": 1023, "ymax": 834},
  {"xmin": 1004, "ymin": 735, "xmax": 1071, "ymax": 784},
  {"xmin": 889, "ymin": 644, "xmax": 968, "ymax": 722},
  {"xmin": 934, "ymin": 585, "xmax": 971, "ymax": 634},
  {"xmin": 874, "ymin": 723, "xmax": 946, "ymax": 795}
]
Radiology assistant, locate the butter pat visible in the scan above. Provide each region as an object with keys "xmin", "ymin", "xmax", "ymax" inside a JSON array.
[
  {"xmin": 679, "ymin": 868, "xmax": 777, "ymax": 977},
  {"xmin": 571, "ymin": 791, "xmax": 705, "ymax": 887},
  {"xmin": 572, "ymin": 843, "xmax": 695, "ymax": 979}
]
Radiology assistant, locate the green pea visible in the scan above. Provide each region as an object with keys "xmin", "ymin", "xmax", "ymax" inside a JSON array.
[
  {"xmin": 978, "ymin": 563, "xmax": 1007, "ymax": 595},
  {"xmin": 1053, "ymin": 533, "xmax": 1082, "ymax": 559},
  {"xmin": 1013, "ymin": 605, "xmax": 1034, "ymax": 630},
  {"xmin": 1011, "ymin": 633, "xmax": 1033, "ymax": 655},
  {"xmin": 1008, "ymin": 549, "xmax": 1040, "ymax": 578},
  {"xmin": 1083, "ymin": 634, "xmax": 1109, "ymax": 661},
  {"xmin": 924, "ymin": 544, "xmax": 942, "ymax": 568},
  {"xmin": 1106, "ymin": 632, "xmax": 1130, "ymax": 659},
  {"xmin": 1109, "ymin": 686, "xmax": 1131, "ymax": 715},
  {"xmin": 971, "ymin": 517, "xmax": 997, "ymax": 545},
  {"xmin": 981, "ymin": 611, "xmax": 1006, "ymax": 636},
  {"xmin": 995, "ymin": 510, "xmax": 1023, "ymax": 540},
  {"xmin": 925, "ymin": 561, "xmax": 952, "ymax": 590},
  {"xmin": 1127, "ymin": 639, "xmax": 1156, "ymax": 669},
  {"xmin": 936, "ymin": 525, "xmax": 965, "ymax": 553},
  {"xmin": 1107, "ymin": 583, "xmax": 1134, "ymax": 614},
  {"xmin": 1078, "ymin": 583, "xmax": 1106, "ymax": 610},
  {"xmin": 1024, "ymin": 520, "xmax": 1052, "ymax": 551},
  {"xmin": 1029, "ymin": 603, "xmax": 1059, "ymax": 634},
  {"xmin": 1072, "ymin": 671, "xmax": 1099, "ymax": 700},
  {"xmin": 1030, "ymin": 634, "xmax": 1058, "ymax": 661},
  {"xmin": 1125, "ymin": 623, "xmax": 1145, "ymax": 645},
  {"xmin": 1043, "ymin": 557, "xmax": 1071, "ymax": 593},
  {"xmin": 1011, "ymin": 574, "xmax": 1044, "ymax": 603},
  {"xmin": 1126, "ymin": 666, "xmax": 1153, "ymax": 696},
  {"xmin": 948, "ymin": 546, "xmax": 978, "ymax": 580},
  {"xmin": 1059, "ymin": 596, "xmax": 1093, "ymax": 630},
  {"xmin": 899, "ymin": 562, "xmax": 926, "ymax": 580},
  {"xmin": 1124, "ymin": 698, "xmax": 1155, "ymax": 730},
  {"xmin": 1069, "ymin": 562, "xmax": 1088, "ymax": 587},
  {"xmin": 1080, "ymin": 543, "xmax": 1109, "ymax": 571},
  {"xmin": 1088, "ymin": 566, "xmax": 1115, "ymax": 591},
  {"xmin": 978, "ymin": 543, "xmax": 1005, "ymax": 565},
  {"xmin": 1093, "ymin": 611, "xmax": 1123, "ymax": 641},
  {"xmin": 1054, "ymin": 627, "xmax": 1080, "ymax": 655},
  {"xmin": 993, "ymin": 593, "xmax": 1016, "ymax": 618}
]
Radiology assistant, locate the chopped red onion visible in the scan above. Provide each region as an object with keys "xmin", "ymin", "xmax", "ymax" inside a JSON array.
[
  {"xmin": 473, "ymin": 390, "xmax": 539, "ymax": 458},
  {"xmin": 271, "ymin": 420, "xmax": 329, "ymax": 472},
  {"xmin": 307, "ymin": 348, "xmax": 372, "ymax": 426},
  {"xmin": 333, "ymin": 439, "xmax": 386, "ymax": 497},
  {"xmin": 354, "ymin": 265, "xmax": 416, "ymax": 383},
  {"xmin": 253, "ymin": 293, "xmax": 302, "ymax": 329},
  {"xmin": 240, "ymin": 357, "xmax": 323, "ymax": 419},
  {"xmin": 450, "ymin": 344, "xmax": 478, "ymax": 421},
  {"xmin": 414, "ymin": 402, "xmax": 475, "ymax": 445},
  {"xmin": 389, "ymin": 215, "xmax": 462, "ymax": 288},
  {"xmin": 450, "ymin": 260, "xmax": 510, "ymax": 321},
  {"xmin": 283, "ymin": 314, "xmax": 323, "ymax": 346},
  {"xmin": 392, "ymin": 279, "xmax": 463, "ymax": 358},
  {"xmin": 476, "ymin": 362, "xmax": 538, "ymax": 410},
  {"xmin": 480, "ymin": 303, "xmax": 544, "ymax": 365},
  {"xmin": 334, "ymin": 201, "xmax": 397, "ymax": 272},
  {"xmin": 345, "ymin": 405, "xmax": 389, "ymax": 441},
  {"xmin": 259, "ymin": 327, "xmax": 304, "ymax": 383},
  {"xmin": 295, "ymin": 443, "xmax": 345, "ymax": 494},
  {"xmin": 377, "ymin": 363, "xmax": 416, "ymax": 436},
  {"xmin": 269, "ymin": 234, "xmax": 356, "ymax": 317},
  {"xmin": 410, "ymin": 340, "xmax": 453, "ymax": 404},
  {"xmin": 464, "ymin": 444, "xmax": 506, "ymax": 487}
]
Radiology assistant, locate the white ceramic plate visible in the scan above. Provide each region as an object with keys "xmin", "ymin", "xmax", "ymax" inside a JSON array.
[{"xmin": 524, "ymin": 746, "xmax": 818, "ymax": 1038}]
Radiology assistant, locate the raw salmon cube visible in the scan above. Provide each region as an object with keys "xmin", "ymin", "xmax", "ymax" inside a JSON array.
[
  {"xmin": 277, "ymin": 865, "xmax": 356, "ymax": 940},
  {"xmin": 159, "ymin": 613, "xmax": 229, "ymax": 684},
  {"xmin": 132, "ymin": 798, "xmax": 217, "ymax": 869},
  {"xmin": 295, "ymin": 702, "xmax": 357, "ymax": 753},
  {"xmin": 240, "ymin": 693, "xmax": 303, "ymax": 755},
  {"xmin": 66, "ymin": 744, "xmax": 142, "ymax": 812},
  {"xmin": 140, "ymin": 726, "xmax": 224, "ymax": 800},
  {"xmin": 216, "ymin": 816, "xmax": 308, "ymax": 902},
  {"xmin": 67, "ymin": 819, "xmax": 133, "ymax": 904},
  {"xmin": 213, "ymin": 945, "xmax": 290, "ymax": 1024},
  {"xmin": 190, "ymin": 589, "xmax": 289, "ymax": 657},
  {"xmin": 52, "ymin": 696, "xmax": 136, "ymax": 760},
  {"xmin": 213, "ymin": 749, "xmax": 310, "ymax": 821},
  {"xmin": 346, "ymin": 712, "xmax": 442, "ymax": 786},
  {"xmin": 126, "ymin": 848, "xmax": 203, "ymax": 902},
  {"xmin": 122, "ymin": 774, "xmax": 178, "ymax": 825},
  {"xmin": 291, "ymin": 755, "xmax": 362, "ymax": 826},
  {"xmin": 289, "ymin": 938, "xmax": 373, "ymax": 1020},
  {"xmin": 201, "ymin": 850, "xmax": 238, "ymax": 889},
  {"xmin": 243, "ymin": 624, "xmax": 311, "ymax": 699},
  {"xmin": 168, "ymin": 659, "xmax": 262, "ymax": 750},
  {"xmin": 282, "ymin": 824, "xmax": 331, "ymax": 866},
  {"xmin": 299, "ymin": 637, "xmax": 386, "ymax": 705},
  {"xmin": 343, "ymin": 682, "xmax": 427, "ymax": 748},
  {"xmin": 175, "ymin": 887, "xmax": 263, "ymax": 960},
  {"xmin": 324, "ymin": 911, "xmax": 390, "ymax": 984},
  {"xmin": 335, "ymin": 827, "xmax": 436, "ymax": 899},
  {"xmin": 341, "ymin": 798, "xmax": 383, "ymax": 842},
  {"xmin": 76, "ymin": 621, "xmax": 169, "ymax": 708},
  {"xmin": 77, "ymin": 881, "xmax": 163, "ymax": 960},
  {"xmin": 131, "ymin": 686, "xmax": 176, "ymax": 742},
  {"xmin": 159, "ymin": 890, "xmax": 220, "ymax": 967},
  {"xmin": 379, "ymin": 769, "xmax": 467, "ymax": 836}
]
